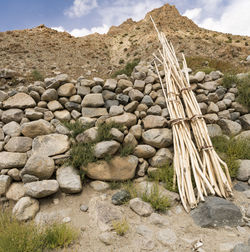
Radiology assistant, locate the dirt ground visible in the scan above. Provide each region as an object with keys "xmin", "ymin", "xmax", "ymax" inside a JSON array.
[{"xmin": 28, "ymin": 183, "xmax": 250, "ymax": 252}]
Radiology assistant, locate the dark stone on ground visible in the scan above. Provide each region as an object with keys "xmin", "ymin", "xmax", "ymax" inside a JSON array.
[
  {"xmin": 191, "ymin": 196, "xmax": 243, "ymax": 228},
  {"xmin": 234, "ymin": 182, "xmax": 250, "ymax": 192},
  {"xmin": 112, "ymin": 190, "xmax": 130, "ymax": 205}
]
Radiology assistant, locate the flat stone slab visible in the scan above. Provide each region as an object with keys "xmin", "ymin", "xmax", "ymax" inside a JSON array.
[
  {"xmin": 82, "ymin": 155, "xmax": 138, "ymax": 181},
  {"xmin": 32, "ymin": 133, "xmax": 70, "ymax": 157},
  {"xmin": 191, "ymin": 196, "xmax": 243, "ymax": 227}
]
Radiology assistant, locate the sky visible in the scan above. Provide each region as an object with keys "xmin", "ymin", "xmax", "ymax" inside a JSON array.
[{"xmin": 0, "ymin": 0, "xmax": 249, "ymax": 37}]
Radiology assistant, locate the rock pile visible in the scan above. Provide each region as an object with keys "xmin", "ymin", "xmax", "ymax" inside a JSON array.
[{"xmin": 0, "ymin": 64, "xmax": 249, "ymax": 221}]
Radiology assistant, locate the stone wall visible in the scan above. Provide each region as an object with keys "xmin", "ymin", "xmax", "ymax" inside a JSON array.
[{"xmin": 0, "ymin": 64, "xmax": 249, "ymax": 220}]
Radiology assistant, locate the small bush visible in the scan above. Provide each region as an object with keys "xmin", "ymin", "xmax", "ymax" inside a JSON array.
[
  {"xmin": 63, "ymin": 121, "xmax": 92, "ymax": 138},
  {"xmin": 43, "ymin": 223, "xmax": 78, "ymax": 249},
  {"xmin": 112, "ymin": 58, "xmax": 140, "ymax": 77},
  {"xmin": 112, "ymin": 218, "xmax": 129, "ymax": 236},
  {"xmin": 119, "ymin": 144, "xmax": 135, "ymax": 157},
  {"xmin": 221, "ymin": 74, "xmax": 250, "ymax": 109},
  {"xmin": 69, "ymin": 142, "xmax": 96, "ymax": 168},
  {"xmin": 0, "ymin": 213, "xmax": 44, "ymax": 252},
  {"xmin": 122, "ymin": 180, "xmax": 138, "ymax": 199},
  {"xmin": 109, "ymin": 181, "xmax": 122, "ymax": 190},
  {"xmin": 96, "ymin": 122, "xmax": 123, "ymax": 142},
  {"xmin": 30, "ymin": 70, "xmax": 44, "ymax": 81},
  {"xmin": 222, "ymin": 74, "xmax": 239, "ymax": 88},
  {"xmin": 185, "ymin": 56, "xmax": 247, "ymax": 75},
  {"xmin": 237, "ymin": 74, "xmax": 250, "ymax": 109},
  {"xmin": 142, "ymin": 183, "xmax": 171, "ymax": 212},
  {"xmin": 211, "ymin": 136, "xmax": 250, "ymax": 178},
  {"xmin": 148, "ymin": 162, "xmax": 177, "ymax": 192},
  {"xmin": 0, "ymin": 213, "xmax": 78, "ymax": 252}
]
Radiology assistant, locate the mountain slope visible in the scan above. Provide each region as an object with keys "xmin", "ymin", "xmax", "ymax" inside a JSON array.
[{"xmin": 0, "ymin": 4, "xmax": 249, "ymax": 79}]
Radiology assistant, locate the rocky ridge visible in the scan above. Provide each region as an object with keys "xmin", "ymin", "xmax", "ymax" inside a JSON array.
[{"xmin": 0, "ymin": 4, "xmax": 249, "ymax": 81}]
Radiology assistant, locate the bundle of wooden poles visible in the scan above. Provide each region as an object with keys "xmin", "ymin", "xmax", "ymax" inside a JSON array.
[{"xmin": 150, "ymin": 17, "xmax": 233, "ymax": 212}]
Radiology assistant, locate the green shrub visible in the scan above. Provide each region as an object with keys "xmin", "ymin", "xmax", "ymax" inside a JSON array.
[
  {"xmin": 122, "ymin": 180, "xmax": 138, "ymax": 199},
  {"xmin": 66, "ymin": 121, "xmax": 126, "ymax": 169},
  {"xmin": 30, "ymin": 70, "xmax": 43, "ymax": 81},
  {"xmin": 211, "ymin": 136, "xmax": 250, "ymax": 178},
  {"xmin": 222, "ymin": 74, "xmax": 239, "ymax": 88},
  {"xmin": 0, "ymin": 213, "xmax": 78, "ymax": 252},
  {"xmin": 221, "ymin": 73, "xmax": 250, "ymax": 109},
  {"xmin": 109, "ymin": 181, "xmax": 122, "ymax": 190},
  {"xmin": 112, "ymin": 218, "xmax": 129, "ymax": 236},
  {"xmin": 119, "ymin": 144, "xmax": 135, "ymax": 157},
  {"xmin": 148, "ymin": 162, "xmax": 177, "ymax": 192},
  {"xmin": 69, "ymin": 142, "xmax": 96, "ymax": 168},
  {"xmin": 185, "ymin": 56, "xmax": 247, "ymax": 75},
  {"xmin": 96, "ymin": 122, "xmax": 123, "ymax": 142},
  {"xmin": 0, "ymin": 213, "xmax": 44, "ymax": 252},
  {"xmin": 112, "ymin": 58, "xmax": 140, "ymax": 77},
  {"xmin": 43, "ymin": 223, "xmax": 78, "ymax": 249},
  {"xmin": 63, "ymin": 121, "xmax": 93, "ymax": 138},
  {"xmin": 142, "ymin": 183, "xmax": 171, "ymax": 212},
  {"xmin": 237, "ymin": 74, "xmax": 250, "ymax": 109}
]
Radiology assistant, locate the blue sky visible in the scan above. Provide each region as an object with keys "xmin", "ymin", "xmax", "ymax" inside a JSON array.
[{"xmin": 0, "ymin": 0, "xmax": 249, "ymax": 36}]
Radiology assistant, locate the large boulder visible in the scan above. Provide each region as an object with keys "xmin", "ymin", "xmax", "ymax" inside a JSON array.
[
  {"xmin": 239, "ymin": 114, "xmax": 250, "ymax": 130},
  {"xmin": 12, "ymin": 196, "xmax": 39, "ymax": 221},
  {"xmin": 207, "ymin": 124, "xmax": 222, "ymax": 137},
  {"xmin": 0, "ymin": 175, "xmax": 11, "ymax": 195},
  {"xmin": 133, "ymin": 145, "xmax": 156, "ymax": 158},
  {"xmin": 1, "ymin": 108, "xmax": 24, "ymax": 123},
  {"xmin": 82, "ymin": 155, "xmax": 138, "ymax": 181},
  {"xmin": 21, "ymin": 154, "xmax": 55, "ymax": 180},
  {"xmin": 149, "ymin": 148, "xmax": 173, "ymax": 167},
  {"xmin": 4, "ymin": 136, "xmax": 32, "ymax": 152},
  {"xmin": 106, "ymin": 113, "xmax": 137, "ymax": 127},
  {"xmin": 142, "ymin": 128, "xmax": 173, "ymax": 148},
  {"xmin": 218, "ymin": 119, "xmax": 242, "ymax": 135},
  {"xmin": 3, "ymin": 93, "xmax": 36, "ymax": 109},
  {"xmin": 57, "ymin": 83, "xmax": 76, "ymax": 97},
  {"xmin": 32, "ymin": 134, "xmax": 70, "ymax": 156},
  {"xmin": 24, "ymin": 180, "xmax": 59, "ymax": 198},
  {"xmin": 82, "ymin": 94, "xmax": 104, "ymax": 107},
  {"xmin": 0, "ymin": 152, "xmax": 27, "ymax": 170},
  {"xmin": 6, "ymin": 182, "xmax": 25, "ymax": 201},
  {"xmin": 142, "ymin": 115, "xmax": 167, "ymax": 129},
  {"xmin": 21, "ymin": 119, "xmax": 54, "ymax": 138},
  {"xmin": 56, "ymin": 166, "xmax": 82, "ymax": 193},
  {"xmin": 191, "ymin": 196, "xmax": 243, "ymax": 227},
  {"xmin": 237, "ymin": 160, "xmax": 250, "ymax": 181},
  {"xmin": 94, "ymin": 140, "xmax": 120, "ymax": 158},
  {"xmin": 76, "ymin": 127, "xmax": 98, "ymax": 143},
  {"xmin": 82, "ymin": 107, "xmax": 108, "ymax": 118},
  {"xmin": 3, "ymin": 121, "xmax": 21, "ymax": 137},
  {"xmin": 41, "ymin": 89, "xmax": 58, "ymax": 101},
  {"xmin": 44, "ymin": 74, "xmax": 69, "ymax": 89}
]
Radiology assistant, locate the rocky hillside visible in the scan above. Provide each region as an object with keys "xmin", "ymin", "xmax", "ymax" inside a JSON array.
[{"xmin": 0, "ymin": 4, "xmax": 249, "ymax": 79}]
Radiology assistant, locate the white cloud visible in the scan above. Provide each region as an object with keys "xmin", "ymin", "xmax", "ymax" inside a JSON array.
[
  {"xmin": 70, "ymin": 24, "xmax": 109, "ymax": 37},
  {"xmin": 198, "ymin": 0, "xmax": 250, "ymax": 36},
  {"xmin": 51, "ymin": 24, "xmax": 109, "ymax": 37},
  {"xmin": 51, "ymin": 26, "xmax": 65, "ymax": 32},
  {"xmin": 99, "ymin": 0, "xmax": 165, "ymax": 26},
  {"xmin": 65, "ymin": 0, "xmax": 98, "ymax": 18},
  {"xmin": 183, "ymin": 8, "xmax": 201, "ymax": 21}
]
